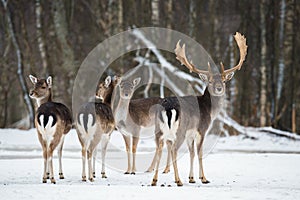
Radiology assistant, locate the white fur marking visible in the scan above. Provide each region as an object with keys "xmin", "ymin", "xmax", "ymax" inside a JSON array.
[
  {"xmin": 37, "ymin": 115, "xmax": 56, "ymax": 147},
  {"xmin": 160, "ymin": 109, "xmax": 178, "ymax": 143},
  {"xmin": 78, "ymin": 113, "xmax": 97, "ymax": 148}
]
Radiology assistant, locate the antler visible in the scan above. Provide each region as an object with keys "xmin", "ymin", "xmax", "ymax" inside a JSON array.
[
  {"xmin": 174, "ymin": 40, "xmax": 209, "ymax": 75},
  {"xmin": 222, "ymin": 32, "xmax": 248, "ymax": 76}
]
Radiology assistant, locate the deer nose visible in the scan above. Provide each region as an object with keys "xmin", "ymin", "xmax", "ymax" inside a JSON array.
[
  {"xmin": 217, "ymin": 87, "xmax": 222, "ymax": 92},
  {"xmin": 125, "ymin": 93, "xmax": 129, "ymax": 97}
]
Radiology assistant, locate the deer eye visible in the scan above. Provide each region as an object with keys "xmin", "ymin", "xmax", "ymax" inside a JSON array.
[{"xmin": 41, "ymin": 86, "xmax": 46, "ymax": 89}]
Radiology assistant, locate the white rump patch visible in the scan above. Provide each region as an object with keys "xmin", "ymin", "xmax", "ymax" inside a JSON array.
[
  {"xmin": 160, "ymin": 109, "xmax": 178, "ymax": 143},
  {"xmin": 37, "ymin": 114, "xmax": 56, "ymax": 147},
  {"xmin": 77, "ymin": 113, "xmax": 97, "ymax": 148}
]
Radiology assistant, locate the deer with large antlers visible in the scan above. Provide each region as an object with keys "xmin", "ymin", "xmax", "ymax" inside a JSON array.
[
  {"xmin": 29, "ymin": 75, "xmax": 72, "ymax": 184},
  {"xmin": 151, "ymin": 32, "xmax": 247, "ymax": 186},
  {"xmin": 75, "ymin": 76, "xmax": 120, "ymax": 181}
]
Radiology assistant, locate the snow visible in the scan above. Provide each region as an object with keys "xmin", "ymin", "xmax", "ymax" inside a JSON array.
[{"xmin": 0, "ymin": 128, "xmax": 300, "ymax": 200}]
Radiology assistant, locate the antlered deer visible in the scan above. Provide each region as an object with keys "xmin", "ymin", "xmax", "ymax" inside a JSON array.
[
  {"xmin": 151, "ymin": 32, "xmax": 247, "ymax": 186},
  {"xmin": 29, "ymin": 75, "xmax": 72, "ymax": 184},
  {"xmin": 76, "ymin": 76, "xmax": 120, "ymax": 181}
]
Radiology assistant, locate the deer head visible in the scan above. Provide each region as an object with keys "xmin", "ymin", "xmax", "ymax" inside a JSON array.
[
  {"xmin": 118, "ymin": 77, "xmax": 141, "ymax": 100},
  {"xmin": 174, "ymin": 32, "xmax": 247, "ymax": 96},
  {"xmin": 96, "ymin": 75, "xmax": 121, "ymax": 101},
  {"xmin": 29, "ymin": 75, "xmax": 53, "ymax": 104}
]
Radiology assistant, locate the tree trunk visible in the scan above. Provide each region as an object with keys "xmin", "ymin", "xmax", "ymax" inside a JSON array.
[
  {"xmin": 151, "ymin": 0, "xmax": 159, "ymax": 25},
  {"xmin": 1, "ymin": 0, "xmax": 34, "ymax": 128},
  {"xmin": 260, "ymin": 0, "xmax": 267, "ymax": 126},
  {"xmin": 188, "ymin": 0, "xmax": 196, "ymax": 37},
  {"xmin": 228, "ymin": 35, "xmax": 236, "ymax": 116},
  {"xmin": 35, "ymin": 0, "xmax": 49, "ymax": 76},
  {"xmin": 52, "ymin": 0, "xmax": 75, "ymax": 106},
  {"xmin": 275, "ymin": 0, "xmax": 286, "ymax": 120}
]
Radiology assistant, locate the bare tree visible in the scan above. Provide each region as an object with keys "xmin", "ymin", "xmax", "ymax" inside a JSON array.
[
  {"xmin": 260, "ymin": 0, "xmax": 267, "ymax": 127},
  {"xmin": 1, "ymin": 0, "xmax": 34, "ymax": 128},
  {"xmin": 35, "ymin": 0, "xmax": 49, "ymax": 76}
]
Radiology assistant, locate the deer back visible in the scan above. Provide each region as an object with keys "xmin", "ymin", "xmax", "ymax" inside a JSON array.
[{"xmin": 36, "ymin": 102, "xmax": 72, "ymax": 134}]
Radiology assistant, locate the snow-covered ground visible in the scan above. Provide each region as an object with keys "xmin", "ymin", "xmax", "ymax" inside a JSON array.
[{"xmin": 0, "ymin": 128, "xmax": 299, "ymax": 200}]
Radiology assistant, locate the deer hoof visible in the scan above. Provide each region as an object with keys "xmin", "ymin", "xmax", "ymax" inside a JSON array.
[
  {"xmin": 59, "ymin": 173, "xmax": 64, "ymax": 179},
  {"xmin": 50, "ymin": 177, "xmax": 56, "ymax": 184},
  {"xmin": 189, "ymin": 177, "xmax": 196, "ymax": 183},
  {"xmin": 82, "ymin": 176, "xmax": 87, "ymax": 182},
  {"xmin": 151, "ymin": 179, "xmax": 157, "ymax": 186},
  {"xmin": 176, "ymin": 180, "xmax": 183, "ymax": 187},
  {"xmin": 101, "ymin": 172, "xmax": 107, "ymax": 178},
  {"xmin": 200, "ymin": 177, "xmax": 210, "ymax": 184},
  {"xmin": 124, "ymin": 171, "xmax": 130, "ymax": 174},
  {"xmin": 131, "ymin": 172, "xmax": 136, "ymax": 175},
  {"xmin": 162, "ymin": 168, "xmax": 170, "ymax": 174}
]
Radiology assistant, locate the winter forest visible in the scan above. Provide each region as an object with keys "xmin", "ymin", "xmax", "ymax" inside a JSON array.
[
  {"xmin": 0, "ymin": 0, "xmax": 299, "ymax": 135},
  {"xmin": 1, "ymin": 1, "xmax": 300, "ymax": 199}
]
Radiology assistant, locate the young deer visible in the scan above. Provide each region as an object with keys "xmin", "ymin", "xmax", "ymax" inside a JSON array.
[
  {"xmin": 114, "ymin": 78, "xmax": 165, "ymax": 174},
  {"xmin": 76, "ymin": 76, "xmax": 120, "ymax": 181},
  {"xmin": 29, "ymin": 75, "xmax": 72, "ymax": 184},
  {"xmin": 151, "ymin": 32, "xmax": 247, "ymax": 186}
]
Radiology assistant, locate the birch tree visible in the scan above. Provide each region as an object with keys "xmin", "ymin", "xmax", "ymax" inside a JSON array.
[
  {"xmin": 260, "ymin": 0, "xmax": 267, "ymax": 127},
  {"xmin": 35, "ymin": 0, "xmax": 49, "ymax": 75},
  {"xmin": 1, "ymin": 0, "xmax": 34, "ymax": 128}
]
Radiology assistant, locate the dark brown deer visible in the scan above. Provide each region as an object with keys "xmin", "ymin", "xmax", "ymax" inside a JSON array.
[
  {"xmin": 29, "ymin": 75, "xmax": 72, "ymax": 184},
  {"xmin": 151, "ymin": 32, "xmax": 247, "ymax": 186},
  {"xmin": 76, "ymin": 76, "xmax": 120, "ymax": 181}
]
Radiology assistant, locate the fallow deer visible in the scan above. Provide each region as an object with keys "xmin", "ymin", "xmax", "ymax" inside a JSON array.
[
  {"xmin": 75, "ymin": 76, "xmax": 120, "ymax": 181},
  {"xmin": 151, "ymin": 32, "xmax": 247, "ymax": 186},
  {"xmin": 114, "ymin": 78, "xmax": 166, "ymax": 174},
  {"xmin": 29, "ymin": 75, "xmax": 72, "ymax": 184}
]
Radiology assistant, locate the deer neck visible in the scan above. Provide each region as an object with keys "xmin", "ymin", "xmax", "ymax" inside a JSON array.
[
  {"xmin": 115, "ymin": 97, "xmax": 130, "ymax": 123},
  {"xmin": 203, "ymin": 88, "xmax": 225, "ymax": 120},
  {"xmin": 36, "ymin": 90, "xmax": 53, "ymax": 108},
  {"xmin": 103, "ymin": 85, "xmax": 115, "ymax": 107},
  {"xmin": 209, "ymin": 91, "xmax": 225, "ymax": 120}
]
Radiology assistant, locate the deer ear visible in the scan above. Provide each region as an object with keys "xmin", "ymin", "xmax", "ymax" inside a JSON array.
[
  {"xmin": 198, "ymin": 73, "xmax": 208, "ymax": 82},
  {"xmin": 133, "ymin": 77, "xmax": 141, "ymax": 87},
  {"xmin": 224, "ymin": 72, "xmax": 234, "ymax": 82},
  {"xmin": 29, "ymin": 75, "xmax": 38, "ymax": 84},
  {"xmin": 104, "ymin": 76, "xmax": 112, "ymax": 87},
  {"xmin": 46, "ymin": 76, "xmax": 52, "ymax": 88}
]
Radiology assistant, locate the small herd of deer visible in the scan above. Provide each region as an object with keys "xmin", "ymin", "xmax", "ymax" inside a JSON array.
[{"xmin": 28, "ymin": 33, "xmax": 247, "ymax": 186}]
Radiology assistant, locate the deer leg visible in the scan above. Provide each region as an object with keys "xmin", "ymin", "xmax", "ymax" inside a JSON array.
[
  {"xmin": 197, "ymin": 135, "xmax": 209, "ymax": 184},
  {"xmin": 87, "ymin": 149, "xmax": 94, "ymax": 182},
  {"xmin": 101, "ymin": 134, "xmax": 110, "ymax": 178},
  {"xmin": 57, "ymin": 136, "xmax": 65, "ymax": 179},
  {"xmin": 162, "ymin": 143, "xmax": 171, "ymax": 174},
  {"xmin": 122, "ymin": 135, "xmax": 131, "ymax": 174},
  {"xmin": 151, "ymin": 138, "xmax": 163, "ymax": 186},
  {"xmin": 42, "ymin": 144, "xmax": 48, "ymax": 183},
  {"xmin": 92, "ymin": 146, "xmax": 98, "ymax": 178},
  {"xmin": 48, "ymin": 149, "xmax": 56, "ymax": 184},
  {"xmin": 146, "ymin": 150, "xmax": 157, "ymax": 172},
  {"xmin": 81, "ymin": 148, "xmax": 87, "ymax": 181},
  {"xmin": 131, "ymin": 136, "xmax": 139, "ymax": 175},
  {"xmin": 187, "ymin": 138, "xmax": 195, "ymax": 183},
  {"xmin": 170, "ymin": 141, "xmax": 182, "ymax": 187}
]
